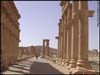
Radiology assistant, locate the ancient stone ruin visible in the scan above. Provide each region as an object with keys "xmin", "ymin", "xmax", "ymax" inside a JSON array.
[{"xmin": 56, "ymin": 1, "xmax": 96, "ymax": 74}]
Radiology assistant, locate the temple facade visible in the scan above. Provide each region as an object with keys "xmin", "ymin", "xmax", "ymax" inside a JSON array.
[{"xmin": 1, "ymin": 1, "xmax": 20, "ymax": 69}]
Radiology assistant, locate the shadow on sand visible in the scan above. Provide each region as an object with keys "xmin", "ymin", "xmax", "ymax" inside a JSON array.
[{"xmin": 30, "ymin": 61, "xmax": 64, "ymax": 74}]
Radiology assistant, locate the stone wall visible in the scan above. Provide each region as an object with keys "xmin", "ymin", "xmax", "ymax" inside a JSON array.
[{"xmin": 18, "ymin": 46, "xmax": 36, "ymax": 60}]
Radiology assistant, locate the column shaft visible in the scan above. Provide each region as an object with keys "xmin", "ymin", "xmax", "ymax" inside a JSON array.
[
  {"xmin": 67, "ymin": 4, "xmax": 72, "ymax": 65},
  {"xmin": 69, "ymin": 1, "xmax": 79, "ymax": 68},
  {"xmin": 43, "ymin": 40, "xmax": 45, "ymax": 57},
  {"xmin": 77, "ymin": 1, "xmax": 91, "ymax": 69},
  {"xmin": 62, "ymin": 16, "xmax": 65, "ymax": 64}
]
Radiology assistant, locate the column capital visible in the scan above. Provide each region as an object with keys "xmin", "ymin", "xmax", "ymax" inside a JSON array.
[{"xmin": 62, "ymin": 2, "xmax": 71, "ymax": 16}]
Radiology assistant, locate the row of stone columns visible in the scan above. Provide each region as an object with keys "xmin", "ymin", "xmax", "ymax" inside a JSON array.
[
  {"xmin": 56, "ymin": 1, "xmax": 96, "ymax": 74},
  {"xmin": 1, "ymin": 1, "xmax": 21, "ymax": 70},
  {"xmin": 42, "ymin": 39, "xmax": 50, "ymax": 58}
]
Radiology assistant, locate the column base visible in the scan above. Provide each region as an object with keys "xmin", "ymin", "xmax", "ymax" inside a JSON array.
[
  {"xmin": 69, "ymin": 59, "xmax": 77, "ymax": 68},
  {"xmin": 63, "ymin": 60, "xmax": 68, "ymax": 66},
  {"xmin": 71, "ymin": 67, "xmax": 97, "ymax": 74},
  {"xmin": 56, "ymin": 58, "xmax": 60, "ymax": 63},
  {"xmin": 61, "ymin": 59, "xmax": 65, "ymax": 65},
  {"xmin": 58, "ymin": 58, "xmax": 62, "ymax": 65},
  {"xmin": 46, "ymin": 56, "xmax": 50, "ymax": 60},
  {"xmin": 41, "ymin": 56, "xmax": 45, "ymax": 58},
  {"xmin": 77, "ymin": 60, "xmax": 92, "ymax": 69}
]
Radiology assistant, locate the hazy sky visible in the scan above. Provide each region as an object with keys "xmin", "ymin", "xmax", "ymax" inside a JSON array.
[{"xmin": 14, "ymin": 1, "xmax": 99, "ymax": 50}]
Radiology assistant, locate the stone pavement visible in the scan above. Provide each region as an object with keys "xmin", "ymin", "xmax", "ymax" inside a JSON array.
[{"xmin": 2, "ymin": 57, "xmax": 70, "ymax": 74}]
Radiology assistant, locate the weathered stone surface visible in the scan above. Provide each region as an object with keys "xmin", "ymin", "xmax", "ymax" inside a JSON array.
[
  {"xmin": 56, "ymin": 1, "xmax": 96, "ymax": 74},
  {"xmin": 1, "ymin": 1, "xmax": 20, "ymax": 70},
  {"xmin": 18, "ymin": 46, "xmax": 36, "ymax": 60}
]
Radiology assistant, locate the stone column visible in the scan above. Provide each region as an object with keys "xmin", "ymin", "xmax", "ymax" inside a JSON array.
[
  {"xmin": 77, "ymin": 1, "xmax": 92, "ymax": 69},
  {"xmin": 44, "ymin": 39, "xmax": 50, "ymax": 59},
  {"xmin": 63, "ymin": 10, "xmax": 68, "ymax": 66},
  {"xmin": 56, "ymin": 36, "xmax": 59, "ymax": 61},
  {"xmin": 64, "ymin": 3, "xmax": 69, "ymax": 66},
  {"xmin": 58, "ymin": 19, "xmax": 62, "ymax": 64},
  {"xmin": 69, "ymin": 1, "xmax": 79, "ymax": 68},
  {"xmin": 21, "ymin": 48, "xmax": 24, "ymax": 59},
  {"xmin": 57, "ymin": 23, "xmax": 60, "ymax": 62},
  {"xmin": 67, "ymin": 3, "xmax": 72, "ymax": 66},
  {"xmin": 62, "ymin": 15, "xmax": 65, "ymax": 65},
  {"xmin": 46, "ymin": 39, "xmax": 50, "ymax": 57},
  {"xmin": 60, "ymin": 20, "xmax": 63, "ymax": 63},
  {"xmin": 56, "ymin": 22, "xmax": 60, "ymax": 63},
  {"xmin": 43, "ymin": 40, "xmax": 45, "ymax": 58},
  {"xmin": 62, "ymin": 13, "xmax": 67, "ymax": 65},
  {"xmin": 72, "ymin": 1, "xmax": 96, "ymax": 74}
]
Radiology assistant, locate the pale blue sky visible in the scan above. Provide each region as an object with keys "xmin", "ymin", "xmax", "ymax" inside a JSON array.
[{"xmin": 14, "ymin": 1, "xmax": 99, "ymax": 50}]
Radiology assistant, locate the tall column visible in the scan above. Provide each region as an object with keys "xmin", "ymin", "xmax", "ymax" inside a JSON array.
[
  {"xmin": 58, "ymin": 19, "xmax": 62, "ymax": 64},
  {"xmin": 56, "ymin": 22, "xmax": 60, "ymax": 63},
  {"xmin": 43, "ymin": 40, "xmax": 45, "ymax": 58},
  {"xmin": 62, "ymin": 13, "xmax": 67, "ymax": 65},
  {"xmin": 46, "ymin": 39, "xmax": 50, "ymax": 57},
  {"xmin": 64, "ymin": 2, "xmax": 69, "ymax": 65},
  {"xmin": 57, "ymin": 25, "xmax": 60, "ymax": 61},
  {"xmin": 63, "ymin": 2, "xmax": 70, "ymax": 66},
  {"xmin": 56, "ymin": 36, "xmax": 59, "ymax": 60},
  {"xmin": 67, "ymin": 3, "xmax": 72, "ymax": 66},
  {"xmin": 60, "ymin": 20, "xmax": 63, "ymax": 63},
  {"xmin": 77, "ymin": 1, "xmax": 92, "ymax": 69},
  {"xmin": 72, "ymin": 1, "xmax": 96, "ymax": 74},
  {"xmin": 69, "ymin": 1, "xmax": 79, "ymax": 68},
  {"xmin": 44, "ymin": 39, "xmax": 50, "ymax": 59},
  {"xmin": 62, "ymin": 15, "xmax": 65, "ymax": 65}
]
